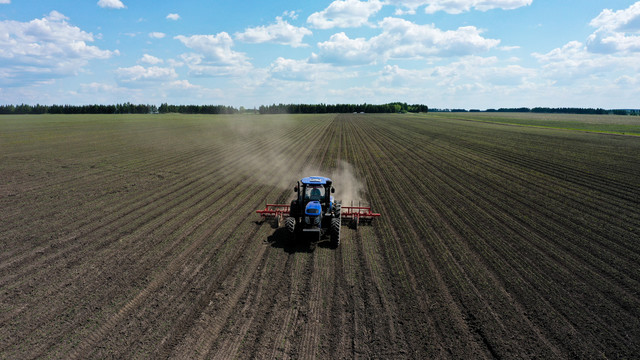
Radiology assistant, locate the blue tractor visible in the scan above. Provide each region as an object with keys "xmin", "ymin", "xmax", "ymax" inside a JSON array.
[
  {"xmin": 257, "ymin": 176, "xmax": 380, "ymax": 247},
  {"xmin": 286, "ymin": 176, "xmax": 341, "ymax": 246}
]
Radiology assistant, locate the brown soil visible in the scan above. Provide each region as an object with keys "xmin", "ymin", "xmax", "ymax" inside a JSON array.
[{"xmin": 1, "ymin": 113, "xmax": 638, "ymax": 359}]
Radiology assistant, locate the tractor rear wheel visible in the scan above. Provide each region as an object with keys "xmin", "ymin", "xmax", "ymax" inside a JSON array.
[
  {"xmin": 331, "ymin": 218, "xmax": 341, "ymax": 248},
  {"xmin": 285, "ymin": 217, "xmax": 296, "ymax": 233}
]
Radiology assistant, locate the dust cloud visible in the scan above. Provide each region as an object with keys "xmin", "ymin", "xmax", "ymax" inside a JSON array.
[
  {"xmin": 328, "ymin": 160, "xmax": 365, "ymax": 205},
  {"xmin": 220, "ymin": 116, "xmax": 367, "ymax": 204}
]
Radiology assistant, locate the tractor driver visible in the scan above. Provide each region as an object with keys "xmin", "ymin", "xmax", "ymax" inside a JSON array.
[{"xmin": 308, "ymin": 186, "xmax": 323, "ymax": 201}]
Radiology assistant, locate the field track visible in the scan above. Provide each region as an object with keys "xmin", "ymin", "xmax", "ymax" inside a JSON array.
[{"xmin": 1, "ymin": 113, "xmax": 639, "ymax": 358}]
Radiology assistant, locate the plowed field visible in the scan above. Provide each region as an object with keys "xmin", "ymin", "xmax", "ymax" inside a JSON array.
[{"xmin": 1, "ymin": 113, "xmax": 639, "ymax": 358}]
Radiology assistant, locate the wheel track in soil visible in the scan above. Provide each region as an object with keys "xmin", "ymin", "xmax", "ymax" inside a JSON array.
[
  {"xmin": 202, "ymin": 115, "xmax": 340, "ymax": 360},
  {"xmin": 370, "ymin": 117, "xmax": 640, "ymax": 300},
  {"xmin": 359, "ymin": 116, "xmax": 591, "ymax": 356},
  {"xmin": 0, "ymin": 139, "xmax": 270, "ymax": 354},
  {"xmin": 383, "ymin": 117, "xmax": 640, "ymax": 234},
  {"xmin": 360, "ymin": 115, "xmax": 638, "ymax": 357},
  {"xmin": 3, "ymin": 113, "xmax": 638, "ymax": 359},
  {"xmin": 0, "ymin": 122, "xmax": 300, "ymax": 272},
  {"xmin": 206, "ymin": 238, "xmax": 295, "ymax": 360},
  {"xmin": 63, "ymin": 178, "xmax": 274, "ymax": 359},
  {"xmin": 372, "ymin": 117, "xmax": 640, "ymax": 318},
  {"xmin": 1, "ymin": 117, "xmax": 324, "ymax": 358},
  {"xmin": 363, "ymin": 116, "xmax": 575, "ymax": 356},
  {"xmin": 0, "ymin": 118, "xmax": 312, "ymax": 284},
  {"xmin": 382, "ymin": 117, "xmax": 640, "ymax": 234},
  {"xmin": 344, "ymin": 115, "xmax": 490, "ymax": 358},
  {"xmin": 424, "ymin": 118, "xmax": 640, "ymax": 202},
  {"xmin": 0, "ymin": 122, "xmax": 211, "ymax": 226},
  {"xmin": 229, "ymin": 116, "xmax": 349, "ymax": 360},
  {"xmin": 0, "ymin": 123, "xmax": 313, "ymax": 346},
  {"xmin": 65, "ymin": 117, "xmax": 334, "ymax": 359},
  {"xmin": 266, "ymin": 124, "xmax": 337, "ymax": 360},
  {"xmin": 162, "ymin": 116, "xmax": 337, "ymax": 359},
  {"xmin": 334, "ymin": 116, "xmax": 409, "ymax": 357},
  {"xmin": 133, "ymin": 115, "xmax": 338, "ymax": 358}
]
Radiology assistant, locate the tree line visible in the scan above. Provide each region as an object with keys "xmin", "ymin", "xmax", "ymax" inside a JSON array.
[
  {"xmin": 5, "ymin": 103, "xmax": 635, "ymax": 116},
  {"xmin": 157, "ymin": 103, "xmax": 238, "ymax": 114},
  {"xmin": 258, "ymin": 102, "xmax": 429, "ymax": 114},
  {"xmin": 0, "ymin": 103, "xmax": 158, "ymax": 115},
  {"xmin": 431, "ymin": 107, "xmax": 639, "ymax": 115}
]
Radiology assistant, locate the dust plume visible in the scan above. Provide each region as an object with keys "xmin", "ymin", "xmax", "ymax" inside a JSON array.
[{"xmin": 329, "ymin": 160, "xmax": 365, "ymax": 205}]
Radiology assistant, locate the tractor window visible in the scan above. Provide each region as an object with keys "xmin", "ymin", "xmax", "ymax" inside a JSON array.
[{"xmin": 305, "ymin": 185, "xmax": 325, "ymax": 201}]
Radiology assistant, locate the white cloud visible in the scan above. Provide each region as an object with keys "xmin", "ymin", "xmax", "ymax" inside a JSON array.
[
  {"xmin": 387, "ymin": 0, "xmax": 531, "ymax": 14},
  {"xmin": 269, "ymin": 57, "xmax": 348, "ymax": 82},
  {"xmin": 235, "ymin": 17, "xmax": 312, "ymax": 47},
  {"xmin": 0, "ymin": 0, "xmax": 11, "ymax": 4},
  {"xmin": 312, "ymin": 17, "xmax": 500, "ymax": 65},
  {"xmin": 149, "ymin": 32, "xmax": 166, "ymax": 39},
  {"xmin": 378, "ymin": 57, "xmax": 534, "ymax": 89},
  {"xmin": 175, "ymin": 33, "xmax": 252, "ymax": 76},
  {"xmin": 115, "ymin": 65, "xmax": 177, "ymax": 84},
  {"xmin": 97, "ymin": 0, "xmax": 125, "ymax": 9},
  {"xmin": 283, "ymin": 10, "xmax": 299, "ymax": 20},
  {"xmin": 0, "ymin": 11, "xmax": 116, "ymax": 86},
  {"xmin": 533, "ymin": 41, "xmax": 640, "ymax": 86},
  {"xmin": 139, "ymin": 54, "xmax": 163, "ymax": 65},
  {"xmin": 166, "ymin": 13, "xmax": 180, "ymax": 21},
  {"xmin": 307, "ymin": 0, "xmax": 383, "ymax": 29},
  {"xmin": 167, "ymin": 79, "xmax": 198, "ymax": 89},
  {"xmin": 312, "ymin": 33, "xmax": 377, "ymax": 64},
  {"xmin": 80, "ymin": 82, "xmax": 119, "ymax": 93},
  {"xmin": 587, "ymin": 2, "xmax": 640, "ymax": 54},
  {"xmin": 590, "ymin": 2, "xmax": 640, "ymax": 32}
]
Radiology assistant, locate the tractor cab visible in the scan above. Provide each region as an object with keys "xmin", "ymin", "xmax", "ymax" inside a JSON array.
[{"xmin": 296, "ymin": 176, "xmax": 334, "ymax": 214}]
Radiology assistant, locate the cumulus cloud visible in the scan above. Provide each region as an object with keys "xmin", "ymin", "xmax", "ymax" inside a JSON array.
[
  {"xmin": 587, "ymin": 2, "xmax": 640, "ymax": 53},
  {"xmin": 149, "ymin": 32, "xmax": 166, "ymax": 39},
  {"xmin": 235, "ymin": 17, "xmax": 312, "ymax": 47},
  {"xmin": 139, "ymin": 54, "xmax": 163, "ymax": 65},
  {"xmin": 533, "ymin": 41, "xmax": 640, "ymax": 86},
  {"xmin": 97, "ymin": 0, "xmax": 125, "ymax": 9},
  {"xmin": 379, "ymin": 57, "xmax": 514, "ymax": 88},
  {"xmin": 268, "ymin": 57, "xmax": 346, "ymax": 82},
  {"xmin": 590, "ymin": 2, "xmax": 640, "ymax": 32},
  {"xmin": 115, "ymin": 65, "xmax": 177, "ymax": 84},
  {"xmin": 312, "ymin": 33, "xmax": 377, "ymax": 64},
  {"xmin": 166, "ymin": 13, "xmax": 180, "ymax": 21},
  {"xmin": 175, "ymin": 32, "xmax": 252, "ymax": 76},
  {"xmin": 312, "ymin": 17, "xmax": 500, "ymax": 65},
  {"xmin": 307, "ymin": 0, "xmax": 383, "ymax": 29},
  {"xmin": 0, "ymin": 11, "xmax": 116, "ymax": 86},
  {"xmin": 386, "ymin": 0, "xmax": 531, "ymax": 14}
]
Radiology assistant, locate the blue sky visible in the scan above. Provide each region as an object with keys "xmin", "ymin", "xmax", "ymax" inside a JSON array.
[{"xmin": 1, "ymin": 0, "xmax": 640, "ymax": 109}]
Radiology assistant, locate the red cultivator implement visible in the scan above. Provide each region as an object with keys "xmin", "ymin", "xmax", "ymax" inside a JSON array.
[
  {"xmin": 256, "ymin": 201, "xmax": 380, "ymax": 230},
  {"xmin": 256, "ymin": 204, "xmax": 290, "ymax": 227},
  {"xmin": 340, "ymin": 201, "xmax": 381, "ymax": 229}
]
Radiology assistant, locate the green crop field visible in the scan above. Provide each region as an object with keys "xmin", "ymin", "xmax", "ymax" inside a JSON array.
[
  {"xmin": 430, "ymin": 111, "xmax": 640, "ymax": 135},
  {"xmin": 1, "ymin": 113, "xmax": 639, "ymax": 358}
]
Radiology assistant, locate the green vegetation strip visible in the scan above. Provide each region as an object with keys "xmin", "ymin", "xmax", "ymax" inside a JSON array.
[{"xmin": 427, "ymin": 113, "xmax": 640, "ymax": 136}]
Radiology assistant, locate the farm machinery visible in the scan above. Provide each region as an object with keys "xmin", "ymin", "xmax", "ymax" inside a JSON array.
[{"xmin": 256, "ymin": 176, "xmax": 380, "ymax": 247}]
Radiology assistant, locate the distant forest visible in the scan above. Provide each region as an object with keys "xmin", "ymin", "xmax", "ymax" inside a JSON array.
[
  {"xmin": 1, "ymin": 103, "xmax": 638, "ymax": 116},
  {"xmin": 0, "ymin": 102, "xmax": 427, "ymax": 115},
  {"xmin": 431, "ymin": 107, "xmax": 639, "ymax": 116},
  {"xmin": 257, "ymin": 102, "xmax": 429, "ymax": 114}
]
